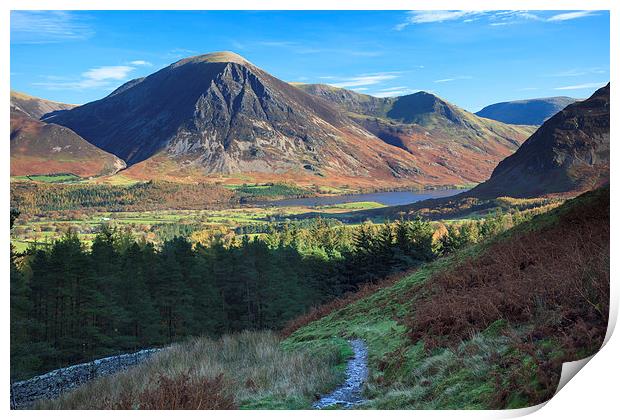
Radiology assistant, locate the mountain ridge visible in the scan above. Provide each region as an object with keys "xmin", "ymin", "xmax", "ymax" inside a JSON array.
[
  {"xmin": 295, "ymin": 83, "xmax": 535, "ymax": 186},
  {"xmin": 475, "ymin": 96, "xmax": 577, "ymax": 125}
]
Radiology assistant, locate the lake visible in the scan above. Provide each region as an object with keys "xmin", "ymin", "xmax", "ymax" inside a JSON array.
[{"xmin": 261, "ymin": 188, "xmax": 467, "ymax": 208}]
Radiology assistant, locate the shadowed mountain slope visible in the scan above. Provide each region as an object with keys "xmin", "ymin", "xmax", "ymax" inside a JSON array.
[{"xmin": 471, "ymin": 83, "xmax": 609, "ymax": 198}]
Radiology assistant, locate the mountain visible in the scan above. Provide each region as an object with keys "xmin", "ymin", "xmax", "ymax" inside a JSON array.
[
  {"xmin": 475, "ymin": 96, "xmax": 577, "ymax": 125},
  {"xmin": 296, "ymin": 84, "xmax": 535, "ymax": 185},
  {"xmin": 10, "ymin": 90, "xmax": 77, "ymax": 120},
  {"xmin": 471, "ymin": 83, "xmax": 609, "ymax": 198},
  {"xmin": 48, "ymin": 52, "xmax": 437, "ymax": 189},
  {"xmin": 10, "ymin": 95, "xmax": 126, "ymax": 178}
]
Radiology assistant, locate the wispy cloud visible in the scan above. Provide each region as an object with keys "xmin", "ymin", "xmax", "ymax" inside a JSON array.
[
  {"xmin": 252, "ymin": 40, "xmax": 382, "ymax": 57},
  {"xmin": 257, "ymin": 40, "xmax": 298, "ymax": 47},
  {"xmin": 376, "ymin": 86, "xmax": 407, "ymax": 92},
  {"xmin": 166, "ymin": 48, "xmax": 199, "ymax": 59},
  {"xmin": 372, "ymin": 88, "xmax": 418, "ymax": 98},
  {"xmin": 546, "ymin": 67, "xmax": 607, "ymax": 77},
  {"xmin": 395, "ymin": 10, "xmax": 598, "ymax": 30},
  {"xmin": 33, "ymin": 65, "xmax": 137, "ymax": 90},
  {"xmin": 395, "ymin": 11, "xmax": 478, "ymax": 29},
  {"xmin": 329, "ymin": 72, "xmax": 401, "ymax": 88},
  {"xmin": 547, "ymin": 11, "xmax": 598, "ymax": 22},
  {"xmin": 554, "ymin": 82, "xmax": 605, "ymax": 91},
  {"xmin": 129, "ymin": 60, "xmax": 152, "ymax": 66},
  {"xmin": 82, "ymin": 66, "xmax": 134, "ymax": 81},
  {"xmin": 11, "ymin": 11, "xmax": 93, "ymax": 44},
  {"xmin": 434, "ymin": 75, "xmax": 472, "ymax": 83}
]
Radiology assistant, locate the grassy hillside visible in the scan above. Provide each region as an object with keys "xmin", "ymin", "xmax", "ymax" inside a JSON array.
[
  {"xmin": 283, "ymin": 186, "xmax": 609, "ymax": 409},
  {"xmin": 31, "ymin": 187, "xmax": 608, "ymax": 409}
]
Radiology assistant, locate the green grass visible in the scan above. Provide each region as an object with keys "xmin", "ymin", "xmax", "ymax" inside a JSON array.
[
  {"xmin": 282, "ymin": 247, "xmax": 519, "ymax": 409},
  {"xmin": 12, "ymin": 173, "xmax": 82, "ymax": 183},
  {"xmin": 224, "ymin": 183, "xmax": 311, "ymax": 198},
  {"xmin": 317, "ymin": 201, "xmax": 385, "ymax": 210}
]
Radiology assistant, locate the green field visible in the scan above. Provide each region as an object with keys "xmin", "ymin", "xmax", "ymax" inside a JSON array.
[
  {"xmin": 224, "ymin": 183, "xmax": 311, "ymax": 198},
  {"xmin": 10, "ymin": 202, "xmax": 388, "ymax": 250},
  {"xmin": 12, "ymin": 173, "xmax": 82, "ymax": 183}
]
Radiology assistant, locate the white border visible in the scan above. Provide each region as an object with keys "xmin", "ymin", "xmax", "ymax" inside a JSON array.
[{"xmin": 3, "ymin": 1, "xmax": 617, "ymax": 419}]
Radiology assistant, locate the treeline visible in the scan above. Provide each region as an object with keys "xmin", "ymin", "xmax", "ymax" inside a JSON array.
[
  {"xmin": 11, "ymin": 211, "xmax": 528, "ymax": 381},
  {"xmin": 10, "ymin": 180, "xmax": 237, "ymax": 214}
]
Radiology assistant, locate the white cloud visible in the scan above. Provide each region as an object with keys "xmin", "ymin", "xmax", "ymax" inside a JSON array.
[
  {"xmin": 547, "ymin": 11, "xmax": 598, "ymax": 22},
  {"xmin": 546, "ymin": 67, "xmax": 607, "ymax": 77},
  {"xmin": 11, "ymin": 11, "xmax": 93, "ymax": 44},
  {"xmin": 399, "ymin": 10, "xmax": 478, "ymax": 27},
  {"xmin": 434, "ymin": 76, "xmax": 472, "ymax": 83},
  {"xmin": 330, "ymin": 72, "xmax": 400, "ymax": 88},
  {"xmin": 258, "ymin": 40, "xmax": 298, "ymax": 47},
  {"xmin": 395, "ymin": 10, "xmax": 597, "ymax": 30},
  {"xmin": 82, "ymin": 66, "xmax": 134, "ymax": 81},
  {"xmin": 554, "ymin": 82, "xmax": 605, "ymax": 91},
  {"xmin": 33, "ymin": 65, "xmax": 137, "ymax": 90},
  {"xmin": 130, "ymin": 60, "xmax": 152, "ymax": 66},
  {"xmin": 376, "ymin": 86, "xmax": 407, "ymax": 92},
  {"xmin": 373, "ymin": 89, "xmax": 416, "ymax": 98}
]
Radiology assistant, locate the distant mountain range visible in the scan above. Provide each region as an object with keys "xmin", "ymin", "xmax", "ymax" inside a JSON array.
[
  {"xmin": 10, "ymin": 92, "xmax": 126, "ymax": 178},
  {"xmin": 471, "ymin": 83, "xmax": 609, "ymax": 198},
  {"xmin": 475, "ymin": 96, "xmax": 577, "ymax": 125}
]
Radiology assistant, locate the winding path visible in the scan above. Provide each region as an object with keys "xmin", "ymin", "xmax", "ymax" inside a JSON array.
[{"xmin": 313, "ymin": 339, "xmax": 369, "ymax": 409}]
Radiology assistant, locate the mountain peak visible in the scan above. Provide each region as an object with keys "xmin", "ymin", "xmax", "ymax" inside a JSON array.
[{"xmin": 172, "ymin": 51, "xmax": 249, "ymax": 67}]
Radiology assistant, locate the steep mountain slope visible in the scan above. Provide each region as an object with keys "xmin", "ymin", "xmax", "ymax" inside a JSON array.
[
  {"xmin": 475, "ymin": 96, "xmax": 577, "ymax": 125},
  {"xmin": 284, "ymin": 187, "xmax": 609, "ymax": 409},
  {"xmin": 10, "ymin": 107, "xmax": 126, "ymax": 178},
  {"xmin": 471, "ymin": 83, "xmax": 609, "ymax": 198},
  {"xmin": 296, "ymin": 84, "xmax": 535, "ymax": 185},
  {"xmin": 10, "ymin": 91, "xmax": 76, "ymax": 120},
  {"xmin": 48, "ymin": 52, "xmax": 432, "ymax": 188}
]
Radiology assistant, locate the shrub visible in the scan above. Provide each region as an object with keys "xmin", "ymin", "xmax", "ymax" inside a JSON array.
[{"xmin": 111, "ymin": 372, "xmax": 235, "ymax": 409}]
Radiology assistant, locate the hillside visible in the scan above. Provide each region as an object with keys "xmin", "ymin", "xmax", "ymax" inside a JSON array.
[
  {"xmin": 10, "ymin": 91, "xmax": 76, "ymax": 120},
  {"xmin": 47, "ymin": 52, "xmax": 435, "ymax": 189},
  {"xmin": 284, "ymin": 186, "xmax": 609, "ymax": 409},
  {"xmin": 34, "ymin": 186, "xmax": 609, "ymax": 409},
  {"xmin": 10, "ymin": 107, "xmax": 126, "ymax": 178},
  {"xmin": 475, "ymin": 96, "xmax": 577, "ymax": 125},
  {"xmin": 296, "ymin": 84, "xmax": 535, "ymax": 186},
  {"xmin": 471, "ymin": 83, "xmax": 609, "ymax": 198}
]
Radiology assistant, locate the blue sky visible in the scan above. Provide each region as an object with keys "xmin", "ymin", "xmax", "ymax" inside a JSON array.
[{"xmin": 10, "ymin": 10, "xmax": 610, "ymax": 112}]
